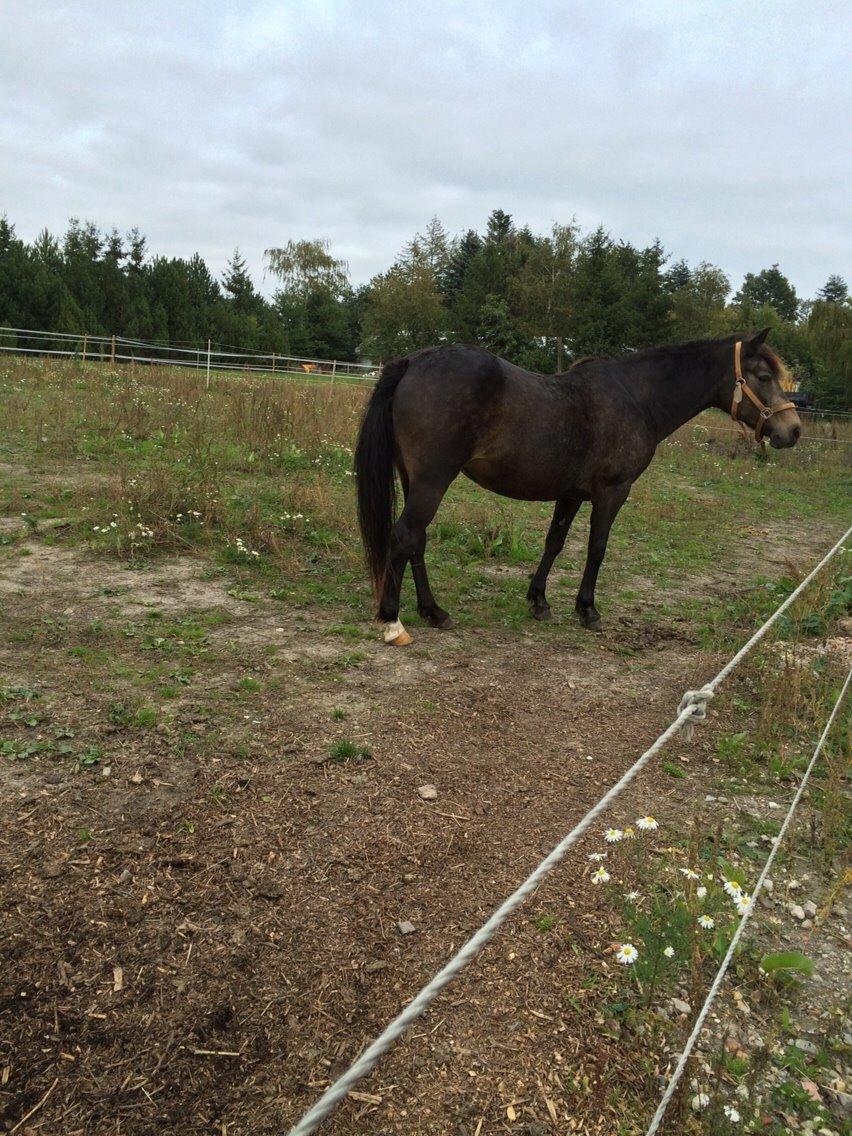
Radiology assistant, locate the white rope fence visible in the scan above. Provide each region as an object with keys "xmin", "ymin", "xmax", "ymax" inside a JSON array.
[
  {"xmin": 645, "ymin": 664, "xmax": 851, "ymax": 1135},
  {"xmin": 287, "ymin": 522, "xmax": 851, "ymax": 1135},
  {"xmin": 0, "ymin": 325, "xmax": 376, "ymax": 380}
]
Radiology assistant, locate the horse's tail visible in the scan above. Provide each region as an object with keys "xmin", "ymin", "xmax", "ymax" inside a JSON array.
[{"xmin": 354, "ymin": 356, "xmax": 409, "ymax": 601}]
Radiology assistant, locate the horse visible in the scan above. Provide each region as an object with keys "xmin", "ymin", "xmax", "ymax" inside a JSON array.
[{"xmin": 353, "ymin": 330, "xmax": 801, "ymax": 645}]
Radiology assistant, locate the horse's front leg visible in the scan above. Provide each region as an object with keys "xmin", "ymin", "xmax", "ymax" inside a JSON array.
[
  {"xmin": 576, "ymin": 482, "xmax": 631, "ymax": 630},
  {"xmin": 527, "ymin": 495, "xmax": 583, "ymax": 620}
]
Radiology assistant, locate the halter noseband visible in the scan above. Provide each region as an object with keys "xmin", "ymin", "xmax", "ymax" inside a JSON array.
[{"xmin": 730, "ymin": 340, "xmax": 796, "ymax": 442}]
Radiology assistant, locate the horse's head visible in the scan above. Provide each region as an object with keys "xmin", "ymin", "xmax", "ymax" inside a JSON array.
[{"xmin": 728, "ymin": 329, "xmax": 801, "ymax": 448}]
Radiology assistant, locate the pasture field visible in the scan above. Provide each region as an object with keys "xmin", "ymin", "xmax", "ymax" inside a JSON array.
[{"xmin": 1, "ymin": 357, "xmax": 850, "ymax": 1135}]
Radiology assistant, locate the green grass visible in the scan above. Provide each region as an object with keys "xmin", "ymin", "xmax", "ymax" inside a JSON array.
[
  {"xmin": 328, "ymin": 738, "xmax": 371, "ymax": 763},
  {"xmin": 1, "ymin": 356, "xmax": 849, "ymax": 653}
]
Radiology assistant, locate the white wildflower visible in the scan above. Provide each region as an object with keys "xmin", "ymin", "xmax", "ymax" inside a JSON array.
[
  {"xmin": 698, "ymin": 915, "xmax": 715, "ymax": 930},
  {"xmin": 679, "ymin": 867, "xmax": 700, "ymax": 881},
  {"xmin": 663, "ymin": 945, "xmax": 675, "ymax": 958},
  {"xmin": 696, "ymin": 885, "xmax": 707, "ymax": 900},
  {"xmin": 734, "ymin": 892, "xmax": 751, "ymax": 916},
  {"xmin": 722, "ymin": 877, "xmax": 743, "ymax": 898},
  {"xmin": 604, "ymin": 828, "xmax": 623, "ymax": 844},
  {"xmin": 636, "ymin": 815, "xmax": 659, "ymax": 831},
  {"xmin": 591, "ymin": 866, "xmax": 611, "ymax": 885},
  {"xmin": 625, "ymin": 891, "xmax": 641, "ymax": 901},
  {"xmin": 723, "ymin": 1104, "xmax": 741, "ymax": 1122},
  {"xmin": 615, "ymin": 943, "xmax": 638, "ymax": 965},
  {"xmin": 587, "ymin": 852, "xmax": 607, "ymax": 862}
]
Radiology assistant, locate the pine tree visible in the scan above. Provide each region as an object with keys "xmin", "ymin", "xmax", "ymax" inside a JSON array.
[
  {"xmin": 816, "ymin": 274, "xmax": 848, "ymax": 304},
  {"xmin": 221, "ymin": 249, "xmax": 259, "ymax": 314}
]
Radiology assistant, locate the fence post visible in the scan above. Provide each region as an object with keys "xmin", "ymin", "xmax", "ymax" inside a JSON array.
[
  {"xmin": 272, "ymin": 353, "xmax": 276, "ymax": 374},
  {"xmin": 110, "ymin": 334, "xmax": 116, "ymax": 365},
  {"xmin": 206, "ymin": 338, "xmax": 212, "ymax": 390},
  {"xmin": 331, "ymin": 359, "xmax": 337, "ymax": 382},
  {"xmin": 82, "ymin": 333, "xmax": 88, "ymax": 363}
]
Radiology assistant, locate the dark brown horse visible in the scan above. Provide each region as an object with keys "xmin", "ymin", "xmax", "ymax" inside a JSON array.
[{"xmin": 354, "ymin": 330, "xmax": 801, "ymax": 645}]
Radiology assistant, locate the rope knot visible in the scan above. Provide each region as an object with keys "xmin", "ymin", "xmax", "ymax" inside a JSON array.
[{"xmin": 678, "ymin": 686, "xmax": 715, "ymax": 740}]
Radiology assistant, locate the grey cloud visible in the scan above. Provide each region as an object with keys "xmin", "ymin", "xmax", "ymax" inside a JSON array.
[{"xmin": 1, "ymin": 0, "xmax": 849, "ymax": 298}]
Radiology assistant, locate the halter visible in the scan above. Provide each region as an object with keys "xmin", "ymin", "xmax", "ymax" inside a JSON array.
[{"xmin": 730, "ymin": 340, "xmax": 797, "ymax": 442}]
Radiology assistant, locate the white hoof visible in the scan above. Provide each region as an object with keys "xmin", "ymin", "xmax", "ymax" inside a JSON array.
[{"xmin": 382, "ymin": 619, "xmax": 412, "ymax": 646}]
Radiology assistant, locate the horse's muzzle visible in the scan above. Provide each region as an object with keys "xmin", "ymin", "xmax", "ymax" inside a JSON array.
[{"xmin": 769, "ymin": 423, "xmax": 801, "ymax": 449}]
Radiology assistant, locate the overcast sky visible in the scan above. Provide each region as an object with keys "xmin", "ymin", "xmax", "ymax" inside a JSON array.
[{"xmin": 2, "ymin": 1, "xmax": 849, "ymax": 299}]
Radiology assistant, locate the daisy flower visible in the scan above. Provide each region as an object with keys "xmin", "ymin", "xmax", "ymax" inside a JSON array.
[
  {"xmin": 696, "ymin": 885, "xmax": 707, "ymax": 900},
  {"xmin": 591, "ymin": 866, "xmax": 611, "ymax": 884},
  {"xmin": 722, "ymin": 877, "xmax": 743, "ymax": 898},
  {"xmin": 734, "ymin": 892, "xmax": 751, "ymax": 916},
  {"xmin": 604, "ymin": 828, "xmax": 623, "ymax": 844},
  {"xmin": 723, "ymin": 1104, "xmax": 741, "ymax": 1123},
  {"xmin": 622, "ymin": 825, "xmax": 635, "ymax": 839},
  {"xmin": 636, "ymin": 815, "xmax": 659, "ymax": 831},
  {"xmin": 663, "ymin": 945, "xmax": 675, "ymax": 958},
  {"xmin": 615, "ymin": 943, "xmax": 638, "ymax": 965},
  {"xmin": 587, "ymin": 852, "xmax": 607, "ymax": 862},
  {"xmin": 625, "ymin": 890, "xmax": 641, "ymax": 901},
  {"xmin": 679, "ymin": 867, "xmax": 700, "ymax": 881},
  {"xmin": 698, "ymin": 915, "xmax": 715, "ymax": 930}
]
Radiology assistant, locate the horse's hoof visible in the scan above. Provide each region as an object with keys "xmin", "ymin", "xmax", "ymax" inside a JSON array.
[
  {"xmin": 419, "ymin": 608, "xmax": 452, "ymax": 629},
  {"xmin": 576, "ymin": 605, "xmax": 602, "ymax": 631},
  {"xmin": 532, "ymin": 606, "xmax": 551, "ymax": 622},
  {"xmin": 382, "ymin": 619, "xmax": 412, "ymax": 646}
]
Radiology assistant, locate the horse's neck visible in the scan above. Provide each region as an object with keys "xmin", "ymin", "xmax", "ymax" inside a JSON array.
[{"xmin": 639, "ymin": 354, "xmax": 726, "ymax": 442}]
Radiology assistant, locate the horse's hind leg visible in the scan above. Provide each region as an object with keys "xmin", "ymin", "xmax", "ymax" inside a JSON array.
[
  {"xmin": 411, "ymin": 531, "xmax": 452, "ymax": 629},
  {"xmin": 378, "ymin": 475, "xmax": 451, "ymax": 644},
  {"xmin": 527, "ymin": 495, "xmax": 583, "ymax": 620}
]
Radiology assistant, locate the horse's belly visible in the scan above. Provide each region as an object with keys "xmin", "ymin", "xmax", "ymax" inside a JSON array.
[{"xmin": 462, "ymin": 458, "xmax": 581, "ymax": 502}]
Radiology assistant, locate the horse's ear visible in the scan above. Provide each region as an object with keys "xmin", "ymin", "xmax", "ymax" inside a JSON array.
[{"xmin": 744, "ymin": 327, "xmax": 771, "ymax": 355}]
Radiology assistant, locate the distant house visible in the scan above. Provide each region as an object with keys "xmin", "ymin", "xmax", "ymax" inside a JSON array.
[{"xmin": 787, "ymin": 388, "xmax": 814, "ymax": 410}]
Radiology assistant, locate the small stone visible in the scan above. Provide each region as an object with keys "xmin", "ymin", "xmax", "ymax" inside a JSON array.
[
  {"xmin": 672, "ymin": 998, "xmax": 691, "ymax": 1014},
  {"xmin": 794, "ymin": 1038, "xmax": 819, "ymax": 1055},
  {"xmin": 417, "ymin": 784, "xmax": 438, "ymax": 801},
  {"xmin": 802, "ymin": 918, "xmax": 813, "ymax": 929},
  {"xmin": 130, "ymin": 771, "xmax": 143, "ymax": 784},
  {"xmin": 789, "ymin": 903, "xmax": 806, "ymax": 921},
  {"xmin": 397, "ymin": 920, "xmax": 416, "ymax": 935},
  {"xmin": 803, "ymin": 900, "xmax": 817, "ymax": 918}
]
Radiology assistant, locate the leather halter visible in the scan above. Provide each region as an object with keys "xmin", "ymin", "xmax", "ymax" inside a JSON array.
[{"xmin": 730, "ymin": 340, "xmax": 796, "ymax": 442}]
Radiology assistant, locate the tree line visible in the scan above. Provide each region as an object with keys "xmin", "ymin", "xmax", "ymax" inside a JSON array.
[{"xmin": 0, "ymin": 210, "xmax": 848, "ymax": 408}]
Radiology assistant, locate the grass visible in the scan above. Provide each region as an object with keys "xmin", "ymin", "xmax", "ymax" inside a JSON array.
[
  {"xmin": 1, "ymin": 356, "xmax": 849, "ymax": 644},
  {"xmin": 565, "ymin": 556, "xmax": 851, "ymax": 1133},
  {"xmin": 327, "ymin": 738, "xmax": 371, "ymax": 763}
]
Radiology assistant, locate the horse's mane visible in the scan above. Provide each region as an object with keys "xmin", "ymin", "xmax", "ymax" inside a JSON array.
[{"xmin": 565, "ymin": 336, "xmax": 793, "ymax": 388}]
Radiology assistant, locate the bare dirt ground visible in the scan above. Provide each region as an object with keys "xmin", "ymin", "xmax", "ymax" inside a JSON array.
[{"xmin": 0, "ymin": 521, "xmax": 845, "ymax": 1135}]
